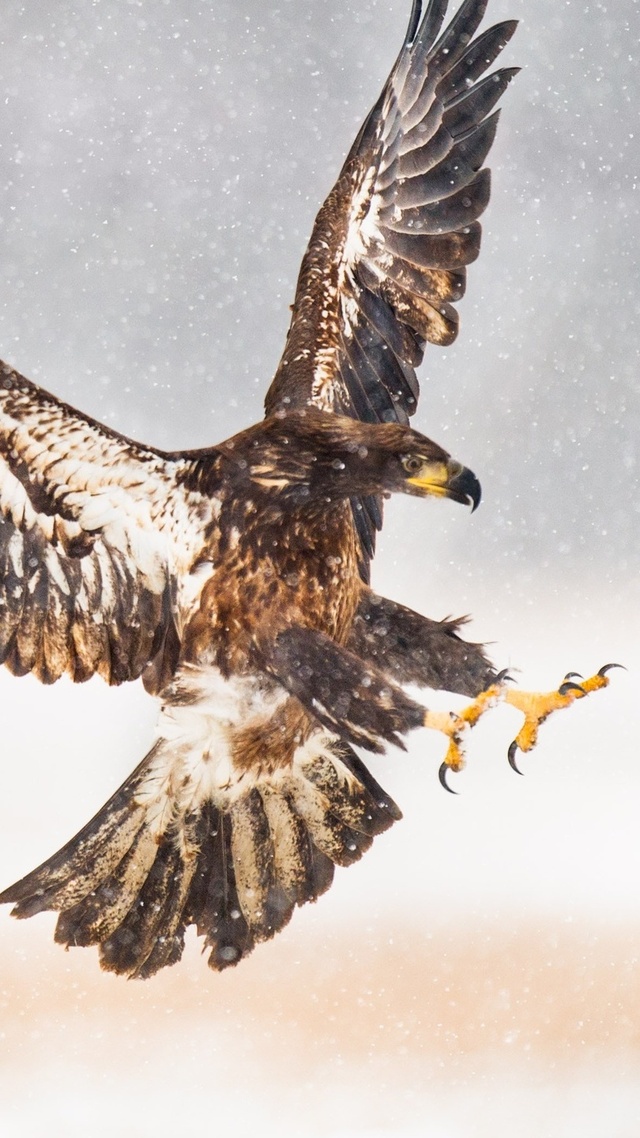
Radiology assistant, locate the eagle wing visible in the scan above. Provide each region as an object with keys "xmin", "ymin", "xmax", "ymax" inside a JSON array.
[
  {"xmin": 0, "ymin": 360, "xmax": 213, "ymax": 686},
  {"xmin": 265, "ymin": 0, "xmax": 518, "ymax": 572}
]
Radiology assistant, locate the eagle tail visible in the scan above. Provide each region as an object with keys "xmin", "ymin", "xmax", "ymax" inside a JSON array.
[{"xmin": 0, "ymin": 740, "xmax": 401, "ymax": 978}]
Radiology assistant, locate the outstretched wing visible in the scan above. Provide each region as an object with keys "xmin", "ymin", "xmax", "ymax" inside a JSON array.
[
  {"xmin": 265, "ymin": 0, "xmax": 517, "ymax": 572},
  {"xmin": 0, "ymin": 360, "xmax": 212, "ymax": 687}
]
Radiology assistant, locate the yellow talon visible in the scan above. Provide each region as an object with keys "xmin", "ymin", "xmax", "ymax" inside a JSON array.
[
  {"xmin": 505, "ymin": 664, "xmax": 621, "ymax": 773},
  {"xmin": 505, "ymin": 684, "xmax": 579, "ymax": 751},
  {"xmin": 458, "ymin": 681, "xmax": 503, "ymax": 727},
  {"xmin": 578, "ymin": 670, "xmax": 613, "ymax": 695},
  {"xmin": 424, "ymin": 681, "xmax": 504, "ymax": 792},
  {"xmin": 422, "ymin": 710, "xmax": 466, "ymax": 784},
  {"xmin": 422, "ymin": 664, "xmax": 620, "ymax": 790}
]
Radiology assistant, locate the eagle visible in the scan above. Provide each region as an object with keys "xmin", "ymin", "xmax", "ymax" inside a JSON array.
[{"xmin": 0, "ymin": 0, "xmax": 613, "ymax": 979}]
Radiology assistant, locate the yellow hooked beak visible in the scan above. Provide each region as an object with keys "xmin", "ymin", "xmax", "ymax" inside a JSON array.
[{"xmin": 406, "ymin": 458, "xmax": 481, "ymax": 512}]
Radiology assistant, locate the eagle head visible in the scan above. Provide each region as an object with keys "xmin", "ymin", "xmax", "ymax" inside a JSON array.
[{"xmin": 218, "ymin": 408, "xmax": 481, "ymax": 512}]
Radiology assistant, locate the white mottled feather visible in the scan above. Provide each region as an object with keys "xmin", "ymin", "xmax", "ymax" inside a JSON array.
[
  {"xmin": 0, "ymin": 365, "xmax": 216, "ymax": 585},
  {"xmin": 0, "ymin": 360, "xmax": 229, "ymax": 686},
  {"xmin": 134, "ymin": 663, "xmax": 355, "ymax": 843}
]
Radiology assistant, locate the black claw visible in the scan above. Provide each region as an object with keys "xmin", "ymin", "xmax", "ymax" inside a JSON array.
[
  {"xmin": 598, "ymin": 662, "xmax": 625, "ymax": 676},
  {"xmin": 438, "ymin": 761, "xmax": 458, "ymax": 795},
  {"xmin": 563, "ymin": 671, "xmax": 583, "ymax": 681},
  {"xmin": 558, "ymin": 680, "xmax": 586, "ymax": 697},
  {"xmin": 496, "ymin": 668, "xmax": 513, "ymax": 684},
  {"xmin": 508, "ymin": 740, "xmax": 524, "ymax": 775}
]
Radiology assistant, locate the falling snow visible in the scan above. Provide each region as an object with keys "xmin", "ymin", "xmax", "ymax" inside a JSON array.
[{"xmin": 0, "ymin": 1, "xmax": 638, "ymax": 1136}]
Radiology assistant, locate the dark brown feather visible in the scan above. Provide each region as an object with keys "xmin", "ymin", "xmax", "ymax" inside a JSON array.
[
  {"xmin": 349, "ymin": 590, "xmax": 497, "ymax": 696},
  {"xmin": 265, "ymin": 0, "xmax": 516, "ymax": 571}
]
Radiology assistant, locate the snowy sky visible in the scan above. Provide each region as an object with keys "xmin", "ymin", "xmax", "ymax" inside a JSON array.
[{"xmin": 0, "ymin": 3, "xmax": 638, "ymax": 1135}]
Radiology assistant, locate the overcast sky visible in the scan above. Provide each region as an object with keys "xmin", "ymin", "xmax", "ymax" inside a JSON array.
[{"xmin": 1, "ymin": 0, "xmax": 637, "ymax": 579}]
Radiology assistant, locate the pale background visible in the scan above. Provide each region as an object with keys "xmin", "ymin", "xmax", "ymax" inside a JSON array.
[{"xmin": 0, "ymin": 1, "xmax": 638, "ymax": 1135}]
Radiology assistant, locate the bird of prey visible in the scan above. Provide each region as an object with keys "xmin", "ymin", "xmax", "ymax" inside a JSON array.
[{"xmin": 0, "ymin": 0, "xmax": 613, "ymax": 978}]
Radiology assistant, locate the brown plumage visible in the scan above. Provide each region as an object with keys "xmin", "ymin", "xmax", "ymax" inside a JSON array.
[{"xmin": 0, "ymin": 0, "xmax": 517, "ymax": 977}]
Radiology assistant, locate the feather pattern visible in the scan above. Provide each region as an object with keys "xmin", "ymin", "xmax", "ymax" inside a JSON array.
[
  {"xmin": 0, "ymin": 665, "xmax": 401, "ymax": 975},
  {"xmin": 0, "ymin": 1, "xmax": 517, "ymax": 978},
  {"xmin": 265, "ymin": 0, "xmax": 517, "ymax": 574},
  {"xmin": 0, "ymin": 361, "xmax": 218, "ymax": 686}
]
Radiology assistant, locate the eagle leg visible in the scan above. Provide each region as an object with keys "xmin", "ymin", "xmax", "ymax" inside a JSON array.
[
  {"xmin": 505, "ymin": 664, "xmax": 621, "ymax": 774},
  {"xmin": 428, "ymin": 664, "xmax": 619, "ymax": 790},
  {"xmin": 423, "ymin": 677, "xmax": 507, "ymax": 793},
  {"xmin": 347, "ymin": 590, "xmax": 498, "ymax": 697},
  {"xmin": 260, "ymin": 625, "xmax": 425, "ymax": 753}
]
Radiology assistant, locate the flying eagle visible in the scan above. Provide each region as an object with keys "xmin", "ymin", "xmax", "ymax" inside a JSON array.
[{"xmin": 0, "ymin": 0, "xmax": 612, "ymax": 978}]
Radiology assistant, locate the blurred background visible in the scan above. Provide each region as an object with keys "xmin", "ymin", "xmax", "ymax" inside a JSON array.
[{"xmin": 0, "ymin": 1, "xmax": 638, "ymax": 1134}]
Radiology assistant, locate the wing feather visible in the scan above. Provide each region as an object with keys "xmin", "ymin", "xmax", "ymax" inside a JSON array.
[
  {"xmin": 441, "ymin": 21, "xmax": 519, "ymax": 100},
  {"xmin": 441, "ymin": 67, "xmax": 520, "ymax": 136},
  {"xmin": 424, "ymin": 0, "xmax": 490, "ymax": 75},
  {"xmin": 264, "ymin": 0, "xmax": 517, "ymax": 575},
  {"xmin": 0, "ymin": 360, "xmax": 217, "ymax": 687},
  {"xmin": 394, "ymin": 111, "xmax": 500, "ymax": 194}
]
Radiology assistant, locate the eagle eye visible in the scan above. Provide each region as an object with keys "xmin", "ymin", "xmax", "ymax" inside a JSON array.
[{"xmin": 401, "ymin": 454, "xmax": 423, "ymax": 475}]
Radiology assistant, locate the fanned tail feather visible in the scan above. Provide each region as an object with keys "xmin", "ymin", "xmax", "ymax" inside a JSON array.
[{"xmin": 0, "ymin": 740, "xmax": 401, "ymax": 978}]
